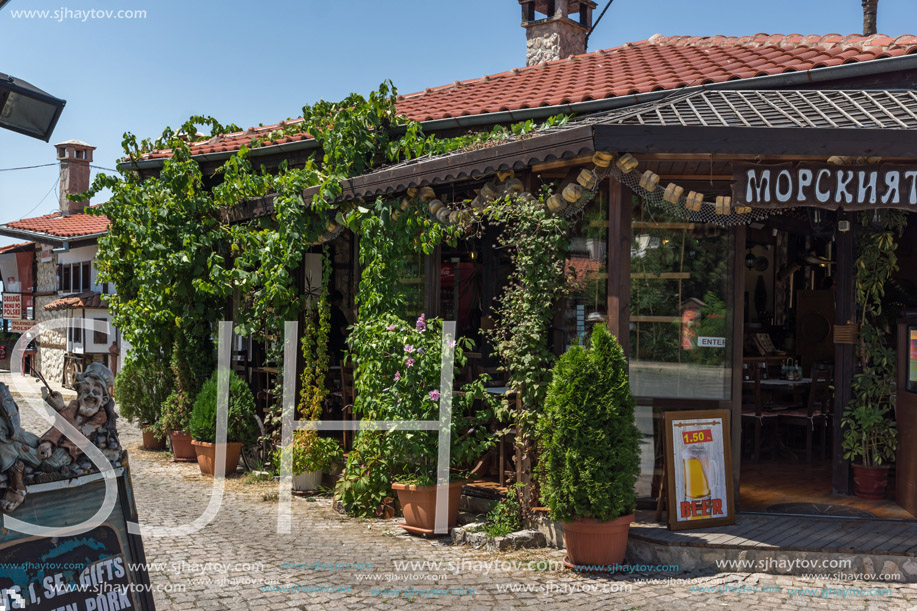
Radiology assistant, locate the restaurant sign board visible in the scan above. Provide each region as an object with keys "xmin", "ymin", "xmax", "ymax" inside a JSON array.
[
  {"xmin": 664, "ymin": 409, "xmax": 735, "ymax": 531},
  {"xmin": 2, "ymin": 293, "xmax": 21, "ymax": 319},
  {"xmin": 732, "ymin": 163, "xmax": 917, "ymax": 211}
]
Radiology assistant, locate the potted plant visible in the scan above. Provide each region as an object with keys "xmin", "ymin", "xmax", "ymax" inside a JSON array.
[
  {"xmin": 188, "ymin": 370, "xmax": 259, "ymax": 477},
  {"xmin": 114, "ymin": 355, "xmax": 172, "ymax": 450},
  {"xmin": 337, "ymin": 313, "xmax": 494, "ymax": 531},
  {"xmin": 537, "ymin": 324, "xmax": 641, "ymax": 569},
  {"xmin": 275, "ymin": 431, "xmax": 342, "ymax": 491},
  {"xmin": 842, "ymin": 401, "xmax": 898, "ymax": 500},
  {"xmin": 157, "ymin": 331, "xmax": 214, "ymax": 461}
]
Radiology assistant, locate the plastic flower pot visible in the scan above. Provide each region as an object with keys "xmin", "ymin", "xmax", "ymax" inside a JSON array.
[
  {"xmin": 170, "ymin": 431, "xmax": 197, "ymax": 462},
  {"xmin": 392, "ymin": 481, "xmax": 464, "ymax": 536},
  {"xmin": 190, "ymin": 440, "xmax": 242, "ymax": 477}
]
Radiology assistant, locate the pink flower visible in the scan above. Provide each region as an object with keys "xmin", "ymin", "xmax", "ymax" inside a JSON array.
[
  {"xmin": 417, "ymin": 348, "xmax": 424, "ymax": 355},
  {"xmin": 428, "ymin": 390, "xmax": 440, "ymax": 402},
  {"xmin": 447, "ymin": 340, "xmax": 456, "ymax": 349},
  {"xmin": 386, "ymin": 325, "xmax": 396, "ymax": 331},
  {"xmin": 404, "ymin": 344, "xmax": 415, "ymax": 353},
  {"xmin": 406, "ymin": 358, "xmax": 415, "ymax": 368},
  {"xmin": 416, "ymin": 314, "xmax": 426, "ymax": 332},
  {"xmin": 394, "ymin": 371, "xmax": 401, "ymax": 381}
]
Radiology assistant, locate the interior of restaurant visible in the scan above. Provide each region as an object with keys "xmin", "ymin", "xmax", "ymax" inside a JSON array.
[{"xmin": 738, "ymin": 209, "xmax": 917, "ymax": 519}]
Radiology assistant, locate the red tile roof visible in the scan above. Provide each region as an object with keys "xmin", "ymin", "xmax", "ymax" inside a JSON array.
[
  {"xmin": 139, "ymin": 32, "xmax": 917, "ymax": 162},
  {"xmin": 44, "ymin": 291, "xmax": 106, "ymax": 311},
  {"xmin": 0, "ymin": 241, "xmax": 34, "ymax": 255},
  {"xmin": 3, "ymin": 207, "xmax": 109, "ymax": 239}
]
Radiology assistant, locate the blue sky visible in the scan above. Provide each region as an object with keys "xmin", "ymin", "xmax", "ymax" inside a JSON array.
[{"xmin": 0, "ymin": 0, "xmax": 916, "ymax": 247}]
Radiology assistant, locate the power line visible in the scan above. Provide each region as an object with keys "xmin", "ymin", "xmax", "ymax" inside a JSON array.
[
  {"xmin": 16, "ymin": 176, "xmax": 60, "ymax": 220},
  {"xmin": 90, "ymin": 164, "xmax": 118, "ymax": 173},
  {"xmin": 0, "ymin": 163, "xmax": 57, "ymax": 173}
]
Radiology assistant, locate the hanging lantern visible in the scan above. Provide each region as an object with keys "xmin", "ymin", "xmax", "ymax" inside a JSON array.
[
  {"xmin": 497, "ymin": 169, "xmax": 515, "ymax": 182},
  {"xmin": 436, "ymin": 207, "xmax": 451, "ymax": 223},
  {"xmin": 429, "ymin": 199, "xmax": 444, "ymax": 215},
  {"xmin": 562, "ymin": 183, "xmax": 584, "ymax": 203},
  {"xmin": 615, "ymin": 153, "xmax": 638, "ymax": 174},
  {"xmin": 663, "ymin": 183, "xmax": 684, "ymax": 205},
  {"xmin": 420, "ymin": 186, "xmax": 436, "ymax": 201},
  {"xmin": 407, "ymin": 187, "xmax": 419, "ymax": 198},
  {"xmin": 715, "ymin": 196, "xmax": 731, "ymax": 216},
  {"xmin": 400, "ymin": 197, "xmax": 412, "ymax": 211},
  {"xmin": 576, "ymin": 169, "xmax": 598, "ymax": 190},
  {"xmin": 593, "ymin": 150, "xmax": 615, "ymax": 168},
  {"xmin": 481, "ymin": 182, "xmax": 499, "ymax": 201},
  {"xmin": 470, "ymin": 195, "xmax": 485, "ymax": 209},
  {"xmin": 638, "ymin": 170, "xmax": 660, "ymax": 191}
]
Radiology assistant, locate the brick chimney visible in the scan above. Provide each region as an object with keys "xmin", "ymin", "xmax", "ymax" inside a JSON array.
[
  {"xmin": 54, "ymin": 139, "xmax": 94, "ymax": 215},
  {"xmin": 519, "ymin": 0, "xmax": 596, "ymax": 66}
]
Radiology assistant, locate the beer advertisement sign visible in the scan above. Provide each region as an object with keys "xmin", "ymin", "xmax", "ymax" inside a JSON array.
[{"xmin": 664, "ymin": 409, "xmax": 735, "ymax": 530}]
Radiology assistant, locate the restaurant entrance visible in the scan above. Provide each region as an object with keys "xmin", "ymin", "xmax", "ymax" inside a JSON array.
[{"xmin": 737, "ymin": 209, "xmax": 916, "ymax": 519}]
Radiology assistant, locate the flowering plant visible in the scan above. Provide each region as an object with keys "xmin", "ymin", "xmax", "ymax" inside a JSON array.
[{"xmin": 339, "ymin": 313, "xmax": 496, "ymax": 497}]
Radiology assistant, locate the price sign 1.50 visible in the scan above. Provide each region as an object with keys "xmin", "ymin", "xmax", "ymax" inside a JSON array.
[{"xmin": 682, "ymin": 429, "xmax": 713, "ymax": 445}]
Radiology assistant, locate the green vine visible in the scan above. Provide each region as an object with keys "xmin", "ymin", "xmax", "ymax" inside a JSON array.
[{"xmin": 842, "ymin": 211, "xmax": 905, "ymax": 466}]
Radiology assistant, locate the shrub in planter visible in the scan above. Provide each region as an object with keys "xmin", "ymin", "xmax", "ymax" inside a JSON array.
[
  {"xmin": 336, "ymin": 313, "xmax": 496, "ymax": 532},
  {"xmin": 274, "ymin": 431, "xmax": 342, "ymax": 491},
  {"xmin": 537, "ymin": 324, "xmax": 641, "ymax": 569},
  {"xmin": 114, "ymin": 355, "xmax": 172, "ymax": 450},
  {"xmin": 841, "ymin": 400, "xmax": 897, "ymax": 500},
  {"xmin": 189, "ymin": 371, "xmax": 258, "ymax": 476}
]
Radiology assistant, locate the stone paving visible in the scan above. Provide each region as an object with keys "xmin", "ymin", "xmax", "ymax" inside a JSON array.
[{"xmin": 8, "ymin": 371, "xmax": 917, "ymax": 610}]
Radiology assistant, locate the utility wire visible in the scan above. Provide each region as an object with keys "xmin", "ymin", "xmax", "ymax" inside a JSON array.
[
  {"xmin": 0, "ymin": 163, "xmax": 57, "ymax": 173},
  {"xmin": 16, "ymin": 176, "xmax": 60, "ymax": 220}
]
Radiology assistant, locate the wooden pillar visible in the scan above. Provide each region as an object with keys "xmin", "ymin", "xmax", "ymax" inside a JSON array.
[
  {"xmin": 731, "ymin": 223, "xmax": 746, "ymax": 505},
  {"xmin": 833, "ymin": 213, "xmax": 854, "ymax": 494},
  {"xmin": 607, "ymin": 179, "xmax": 631, "ymax": 353}
]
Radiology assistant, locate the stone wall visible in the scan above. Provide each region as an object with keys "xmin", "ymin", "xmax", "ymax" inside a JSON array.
[
  {"xmin": 525, "ymin": 20, "xmax": 587, "ymax": 66},
  {"xmin": 34, "ymin": 253, "xmax": 66, "ymax": 384}
]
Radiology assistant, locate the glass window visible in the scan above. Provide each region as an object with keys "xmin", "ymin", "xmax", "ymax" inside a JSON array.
[
  {"xmin": 561, "ymin": 192, "xmax": 608, "ymax": 350},
  {"xmin": 629, "ymin": 198, "xmax": 734, "ymax": 400},
  {"xmin": 397, "ymin": 252, "xmax": 425, "ymax": 320}
]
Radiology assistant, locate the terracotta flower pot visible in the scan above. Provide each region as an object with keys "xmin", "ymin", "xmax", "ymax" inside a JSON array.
[
  {"xmin": 392, "ymin": 481, "xmax": 464, "ymax": 536},
  {"xmin": 292, "ymin": 470, "xmax": 323, "ymax": 492},
  {"xmin": 191, "ymin": 440, "xmax": 243, "ymax": 477},
  {"xmin": 563, "ymin": 515, "xmax": 635, "ymax": 570},
  {"xmin": 141, "ymin": 427, "xmax": 166, "ymax": 451},
  {"xmin": 852, "ymin": 464, "xmax": 890, "ymax": 500},
  {"xmin": 170, "ymin": 431, "xmax": 197, "ymax": 462}
]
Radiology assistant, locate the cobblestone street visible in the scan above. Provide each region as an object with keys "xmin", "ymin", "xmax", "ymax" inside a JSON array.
[{"xmin": 9, "ymin": 373, "xmax": 917, "ymax": 610}]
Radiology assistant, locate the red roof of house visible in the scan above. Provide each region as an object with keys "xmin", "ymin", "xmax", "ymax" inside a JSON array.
[
  {"xmin": 3, "ymin": 207, "xmax": 109, "ymax": 239},
  {"xmin": 0, "ymin": 241, "xmax": 34, "ymax": 255},
  {"xmin": 44, "ymin": 291, "xmax": 106, "ymax": 311},
  {"xmin": 139, "ymin": 32, "xmax": 917, "ymax": 161}
]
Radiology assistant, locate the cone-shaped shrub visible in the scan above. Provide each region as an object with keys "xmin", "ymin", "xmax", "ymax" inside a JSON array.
[{"xmin": 537, "ymin": 324, "xmax": 641, "ymax": 522}]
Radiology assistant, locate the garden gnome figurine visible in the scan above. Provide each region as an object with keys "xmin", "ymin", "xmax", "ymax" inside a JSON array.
[
  {"xmin": 38, "ymin": 362, "xmax": 119, "ymax": 466},
  {"xmin": 0, "ymin": 383, "xmax": 43, "ymax": 512}
]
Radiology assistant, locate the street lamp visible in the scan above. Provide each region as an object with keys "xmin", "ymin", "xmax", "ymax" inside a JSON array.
[{"xmin": 0, "ymin": 72, "xmax": 66, "ymax": 141}]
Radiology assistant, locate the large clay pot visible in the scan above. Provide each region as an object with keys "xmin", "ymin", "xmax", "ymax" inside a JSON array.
[
  {"xmin": 170, "ymin": 431, "xmax": 197, "ymax": 462},
  {"xmin": 853, "ymin": 464, "xmax": 890, "ymax": 500},
  {"xmin": 562, "ymin": 515, "xmax": 634, "ymax": 570},
  {"xmin": 292, "ymin": 470, "xmax": 323, "ymax": 492},
  {"xmin": 141, "ymin": 427, "xmax": 166, "ymax": 451},
  {"xmin": 191, "ymin": 440, "xmax": 243, "ymax": 477},
  {"xmin": 392, "ymin": 481, "xmax": 464, "ymax": 536}
]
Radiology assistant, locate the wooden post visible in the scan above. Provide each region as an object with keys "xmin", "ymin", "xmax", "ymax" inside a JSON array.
[
  {"xmin": 731, "ymin": 223, "xmax": 746, "ymax": 505},
  {"xmin": 607, "ymin": 178, "xmax": 631, "ymax": 353},
  {"xmin": 833, "ymin": 213, "xmax": 854, "ymax": 494}
]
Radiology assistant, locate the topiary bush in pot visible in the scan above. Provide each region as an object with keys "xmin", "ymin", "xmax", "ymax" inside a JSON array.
[
  {"xmin": 114, "ymin": 354, "xmax": 172, "ymax": 449},
  {"xmin": 188, "ymin": 370, "xmax": 259, "ymax": 476},
  {"xmin": 536, "ymin": 323, "xmax": 641, "ymax": 569}
]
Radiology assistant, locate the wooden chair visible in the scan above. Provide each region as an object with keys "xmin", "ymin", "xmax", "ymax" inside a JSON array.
[
  {"xmin": 741, "ymin": 366, "xmax": 779, "ymax": 463},
  {"xmin": 778, "ymin": 364, "xmax": 831, "ymax": 463}
]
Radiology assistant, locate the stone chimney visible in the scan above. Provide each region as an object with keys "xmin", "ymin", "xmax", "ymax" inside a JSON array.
[
  {"xmin": 54, "ymin": 139, "xmax": 95, "ymax": 215},
  {"xmin": 519, "ymin": 0, "xmax": 596, "ymax": 66},
  {"xmin": 862, "ymin": 0, "xmax": 878, "ymax": 36}
]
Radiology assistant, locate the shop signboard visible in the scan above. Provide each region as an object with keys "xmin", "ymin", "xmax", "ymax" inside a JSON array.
[
  {"xmin": 733, "ymin": 163, "xmax": 917, "ymax": 211},
  {"xmin": 664, "ymin": 409, "xmax": 735, "ymax": 530},
  {"xmin": 0, "ymin": 466, "xmax": 154, "ymax": 611},
  {"xmin": 10, "ymin": 319, "xmax": 36, "ymax": 334},
  {"xmin": 3, "ymin": 293, "xmax": 21, "ymax": 319}
]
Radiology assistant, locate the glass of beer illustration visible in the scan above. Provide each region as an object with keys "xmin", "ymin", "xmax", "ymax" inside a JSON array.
[{"xmin": 682, "ymin": 440, "xmax": 717, "ymax": 519}]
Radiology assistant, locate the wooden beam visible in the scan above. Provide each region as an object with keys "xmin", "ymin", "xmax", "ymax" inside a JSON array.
[
  {"xmin": 595, "ymin": 125, "xmax": 917, "ymax": 158},
  {"xmin": 731, "ymin": 223, "xmax": 746, "ymax": 507},
  {"xmin": 631, "ymin": 272, "xmax": 691, "ymax": 280},
  {"xmin": 630, "ymin": 315, "xmax": 680, "ymax": 323},
  {"xmin": 833, "ymin": 213, "xmax": 854, "ymax": 494},
  {"xmin": 633, "ymin": 221, "xmax": 696, "ymax": 230},
  {"xmin": 658, "ymin": 174, "xmax": 733, "ymax": 181},
  {"xmin": 607, "ymin": 179, "xmax": 631, "ymax": 354},
  {"xmin": 530, "ymin": 153, "xmax": 594, "ymax": 173}
]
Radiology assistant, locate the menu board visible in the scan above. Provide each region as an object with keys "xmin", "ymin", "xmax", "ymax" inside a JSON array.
[{"xmin": 664, "ymin": 409, "xmax": 735, "ymax": 530}]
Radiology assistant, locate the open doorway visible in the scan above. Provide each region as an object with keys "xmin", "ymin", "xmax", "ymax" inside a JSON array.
[{"xmin": 739, "ymin": 209, "xmax": 913, "ymax": 519}]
